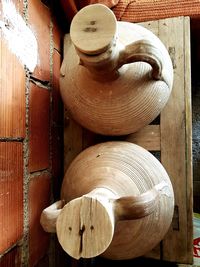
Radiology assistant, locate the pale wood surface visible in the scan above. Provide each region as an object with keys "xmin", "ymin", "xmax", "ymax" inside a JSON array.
[
  {"xmin": 63, "ymin": 17, "xmax": 193, "ymax": 264},
  {"xmin": 184, "ymin": 17, "xmax": 193, "ymax": 265},
  {"xmin": 64, "ymin": 110, "xmax": 83, "ymax": 172},
  {"xmin": 126, "ymin": 125, "xmax": 160, "ymax": 151},
  {"xmin": 157, "ymin": 17, "xmax": 192, "ymax": 263},
  {"xmin": 56, "ymin": 194, "xmax": 115, "ymax": 259},
  {"xmin": 70, "ymin": 4, "xmax": 117, "ymax": 55}
]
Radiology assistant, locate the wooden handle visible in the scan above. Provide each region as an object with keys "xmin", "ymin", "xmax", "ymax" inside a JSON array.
[
  {"xmin": 113, "ymin": 180, "xmax": 171, "ymax": 220},
  {"xmin": 40, "ymin": 200, "xmax": 65, "ymax": 233},
  {"xmin": 118, "ymin": 39, "xmax": 164, "ymax": 81},
  {"xmin": 113, "ymin": 188, "xmax": 159, "ymax": 220}
]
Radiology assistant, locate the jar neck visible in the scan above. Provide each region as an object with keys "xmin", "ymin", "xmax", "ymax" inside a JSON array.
[{"xmin": 76, "ymin": 37, "xmax": 123, "ymax": 80}]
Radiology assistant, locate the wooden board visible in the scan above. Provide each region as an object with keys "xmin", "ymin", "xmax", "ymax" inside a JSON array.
[{"xmin": 64, "ymin": 17, "xmax": 193, "ymax": 264}]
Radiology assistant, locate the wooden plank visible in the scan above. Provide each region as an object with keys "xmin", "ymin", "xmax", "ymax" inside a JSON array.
[
  {"xmin": 126, "ymin": 125, "xmax": 160, "ymax": 151},
  {"xmin": 184, "ymin": 17, "xmax": 193, "ymax": 264},
  {"xmin": 64, "ymin": 110, "xmax": 83, "ymax": 172},
  {"xmin": 82, "ymin": 125, "xmax": 160, "ymax": 152},
  {"xmin": 82, "ymin": 128, "xmax": 96, "ymax": 150},
  {"xmin": 139, "ymin": 20, "xmax": 159, "ymax": 35},
  {"xmin": 159, "ymin": 17, "xmax": 192, "ymax": 263}
]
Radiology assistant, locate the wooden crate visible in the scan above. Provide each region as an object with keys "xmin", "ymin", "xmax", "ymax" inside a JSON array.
[{"xmin": 64, "ymin": 17, "xmax": 193, "ymax": 264}]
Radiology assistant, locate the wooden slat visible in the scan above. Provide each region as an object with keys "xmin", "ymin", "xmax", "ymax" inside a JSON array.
[
  {"xmin": 64, "ymin": 110, "xmax": 83, "ymax": 172},
  {"xmin": 138, "ymin": 20, "xmax": 159, "ymax": 35},
  {"xmin": 160, "ymin": 16, "xmax": 186, "ymax": 261},
  {"xmin": 158, "ymin": 17, "xmax": 192, "ymax": 263},
  {"xmin": 184, "ymin": 17, "xmax": 193, "ymax": 264},
  {"xmin": 126, "ymin": 125, "xmax": 160, "ymax": 151}
]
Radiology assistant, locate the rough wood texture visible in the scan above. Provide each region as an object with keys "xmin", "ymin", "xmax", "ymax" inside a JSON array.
[
  {"xmin": 126, "ymin": 125, "xmax": 160, "ymax": 151},
  {"xmin": 70, "ymin": 4, "xmax": 117, "ymax": 55},
  {"xmin": 158, "ymin": 17, "xmax": 193, "ymax": 263},
  {"xmin": 62, "ymin": 16, "xmax": 193, "ymax": 264}
]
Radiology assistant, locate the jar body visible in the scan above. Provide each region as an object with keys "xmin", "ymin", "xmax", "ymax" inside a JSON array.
[
  {"xmin": 60, "ymin": 21, "xmax": 173, "ymax": 135},
  {"xmin": 61, "ymin": 141, "xmax": 174, "ymax": 259}
]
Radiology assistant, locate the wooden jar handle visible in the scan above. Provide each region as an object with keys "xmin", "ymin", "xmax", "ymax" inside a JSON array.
[
  {"xmin": 118, "ymin": 39, "xmax": 164, "ymax": 81},
  {"xmin": 40, "ymin": 200, "xmax": 65, "ymax": 233},
  {"xmin": 114, "ymin": 187, "xmax": 159, "ymax": 220},
  {"xmin": 40, "ymin": 181, "xmax": 169, "ymax": 259}
]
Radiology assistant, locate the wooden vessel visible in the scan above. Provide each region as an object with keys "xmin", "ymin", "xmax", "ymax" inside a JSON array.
[
  {"xmin": 60, "ymin": 4, "xmax": 173, "ymax": 135},
  {"xmin": 41, "ymin": 142, "xmax": 174, "ymax": 260}
]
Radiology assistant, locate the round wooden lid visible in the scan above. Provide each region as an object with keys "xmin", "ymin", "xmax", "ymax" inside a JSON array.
[
  {"xmin": 70, "ymin": 4, "xmax": 117, "ymax": 55},
  {"xmin": 56, "ymin": 196, "xmax": 114, "ymax": 259}
]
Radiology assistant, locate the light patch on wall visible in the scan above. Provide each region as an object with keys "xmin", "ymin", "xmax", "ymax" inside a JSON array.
[{"xmin": 0, "ymin": 0, "xmax": 38, "ymax": 72}]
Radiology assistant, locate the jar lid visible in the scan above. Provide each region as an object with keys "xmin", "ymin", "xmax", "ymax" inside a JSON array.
[{"xmin": 70, "ymin": 4, "xmax": 117, "ymax": 55}]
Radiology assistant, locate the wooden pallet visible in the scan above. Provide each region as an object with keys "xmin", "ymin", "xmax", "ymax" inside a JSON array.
[{"xmin": 64, "ymin": 16, "xmax": 193, "ymax": 264}]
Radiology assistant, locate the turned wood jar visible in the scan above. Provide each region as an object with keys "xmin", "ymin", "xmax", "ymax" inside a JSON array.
[
  {"xmin": 41, "ymin": 142, "xmax": 174, "ymax": 260},
  {"xmin": 60, "ymin": 4, "xmax": 173, "ymax": 135}
]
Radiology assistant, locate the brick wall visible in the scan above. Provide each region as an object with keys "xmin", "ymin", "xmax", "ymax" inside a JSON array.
[{"xmin": 0, "ymin": 0, "xmax": 63, "ymax": 266}]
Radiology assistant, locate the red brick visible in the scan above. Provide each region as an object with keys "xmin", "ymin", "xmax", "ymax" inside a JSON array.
[
  {"xmin": 28, "ymin": 0, "xmax": 51, "ymax": 81},
  {"xmin": 52, "ymin": 49, "xmax": 63, "ymax": 125},
  {"xmin": 29, "ymin": 173, "xmax": 51, "ymax": 267},
  {"xmin": 0, "ymin": 37, "xmax": 25, "ymax": 138},
  {"xmin": 29, "ymin": 83, "xmax": 50, "ymax": 172},
  {"xmin": 0, "ymin": 143, "xmax": 23, "ymax": 253},
  {"xmin": 0, "ymin": 247, "xmax": 21, "ymax": 267}
]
